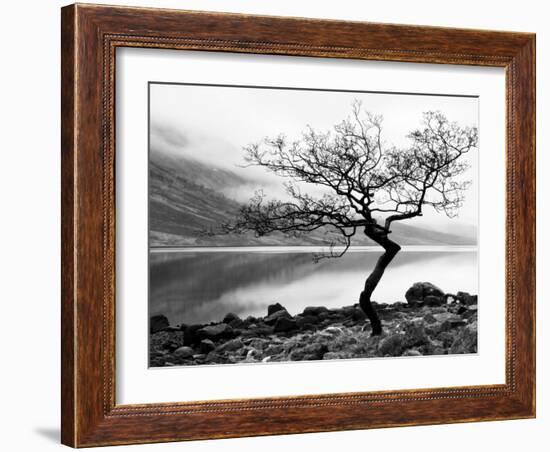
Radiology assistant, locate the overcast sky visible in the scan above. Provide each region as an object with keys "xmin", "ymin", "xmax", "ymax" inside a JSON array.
[{"xmin": 150, "ymin": 83, "xmax": 478, "ymax": 232}]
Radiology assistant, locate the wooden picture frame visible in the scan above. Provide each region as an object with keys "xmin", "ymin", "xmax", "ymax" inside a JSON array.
[{"xmin": 61, "ymin": 3, "xmax": 535, "ymax": 447}]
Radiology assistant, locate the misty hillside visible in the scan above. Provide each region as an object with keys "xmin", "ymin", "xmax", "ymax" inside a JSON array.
[{"xmin": 149, "ymin": 150, "xmax": 476, "ymax": 247}]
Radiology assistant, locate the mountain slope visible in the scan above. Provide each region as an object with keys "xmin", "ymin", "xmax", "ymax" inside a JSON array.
[{"xmin": 149, "ymin": 151, "xmax": 476, "ymax": 247}]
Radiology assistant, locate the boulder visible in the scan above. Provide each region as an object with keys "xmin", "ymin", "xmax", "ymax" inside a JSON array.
[
  {"xmin": 405, "ymin": 282, "xmax": 445, "ymax": 305},
  {"xmin": 197, "ymin": 323, "xmax": 234, "ymax": 341},
  {"xmin": 273, "ymin": 317, "xmax": 298, "ymax": 333},
  {"xmin": 150, "ymin": 314, "xmax": 169, "ymax": 334},
  {"xmin": 424, "ymin": 295, "xmax": 445, "ymax": 306},
  {"xmin": 267, "ymin": 302, "xmax": 286, "ymax": 316},
  {"xmin": 173, "ymin": 346, "xmax": 194, "ymax": 358},
  {"xmin": 244, "ymin": 315, "xmax": 257, "ymax": 324},
  {"xmin": 450, "ymin": 322, "xmax": 478, "ymax": 353},
  {"xmin": 222, "ymin": 312, "xmax": 241, "ymax": 324},
  {"xmin": 456, "ymin": 291, "xmax": 478, "ymax": 305},
  {"xmin": 264, "ymin": 309, "xmax": 292, "ymax": 325},
  {"xmin": 215, "ymin": 338, "xmax": 244, "ymax": 353},
  {"xmin": 302, "ymin": 306, "xmax": 329, "ymax": 317},
  {"xmin": 199, "ymin": 339, "xmax": 216, "ymax": 354}
]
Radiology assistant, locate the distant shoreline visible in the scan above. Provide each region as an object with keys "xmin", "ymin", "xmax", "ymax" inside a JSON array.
[{"xmin": 150, "ymin": 245, "xmax": 478, "ymax": 254}]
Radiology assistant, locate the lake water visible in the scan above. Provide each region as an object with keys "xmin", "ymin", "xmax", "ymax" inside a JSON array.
[{"xmin": 149, "ymin": 246, "xmax": 478, "ymax": 326}]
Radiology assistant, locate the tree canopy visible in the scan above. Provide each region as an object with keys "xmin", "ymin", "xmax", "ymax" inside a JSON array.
[{"xmin": 224, "ymin": 101, "xmax": 478, "ymax": 258}]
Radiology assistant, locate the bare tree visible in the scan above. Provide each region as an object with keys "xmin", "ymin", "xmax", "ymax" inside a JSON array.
[{"xmin": 224, "ymin": 101, "xmax": 478, "ymax": 335}]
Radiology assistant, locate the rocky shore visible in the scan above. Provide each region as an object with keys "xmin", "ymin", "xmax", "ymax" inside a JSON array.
[{"xmin": 149, "ymin": 282, "xmax": 478, "ymax": 367}]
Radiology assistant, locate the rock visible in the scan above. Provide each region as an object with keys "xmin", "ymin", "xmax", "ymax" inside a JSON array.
[
  {"xmin": 289, "ymin": 343, "xmax": 328, "ymax": 361},
  {"xmin": 197, "ymin": 323, "xmax": 234, "ymax": 341},
  {"xmin": 245, "ymin": 338, "xmax": 268, "ymax": 350},
  {"xmin": 402, "ymin": 320, "xmax": 430, "ymax": 347},
  {"xmin": 162, "ymin": 340, "xmax": 179, "ymax": 352},
  {"xmin": 264, "ymin": 309, "xmax": 292, "ymax": 325},
  {"xmin": 223, "ymin": 312, "xmax": 241, "ymax": 324},
  {"xmin": 455, "ymin": 305, "xmax": 468, "ymax": 315},
  {"xmin": 440, "ymin": 318, "xmax": 467, "ymax": 332},
  {"xmin": 405, "ymin": 282, "xmax": 445, "ymax": 305},
  {"xmin": 244, "ymin": 315, "xmax": 257, "ymax": 324},
  {"xmin": 423, "ymin": 313, "xmax": 437, "ymax": 324},
  {"xmin": 295, "ymin": 315, "xmax": 319, "ymax": 327},
  {"xmin": 461, "ymin": 305, "xmax": 478, "ymax": 320},
  {"xmin": 273, "ymin": 317, "xmax": 298, "ymax": 333},
  {"xmin": 267, "ymin": 303, "xmax": 286, "ymax": 316},
  {"xmin": 450, "ymin": 322, "xmax": 478, "ymax": 353},
  {"xmin": 433, "ymin": 312, "xmax": 463, "ymax": 323},
  {"xmin": 150, "ymin": 314, "xmax": 169, "ymax": 334},
  {"xmin": 424, "ymin": 295, "xmax": 445, "ymax": 306},
  {"xmin": 378, "ymin": 334, "xmax": 406, "ymax": 356},
  {"xmin": 323, "ymin": 326, "xmax": 344, "ymax": 336},
  {"xmin": 162, "ymin": 326, "xmax": 181, "ymax": 333},
  {"xmin": 327, "ymin": 334, "xmax": 358, "ymax": 352},
  {"xmin": 222, "ymin": 313, "xmax": 246, "ymax": 329},
  {"xmin": 351, "ymin": 308, "xmax": 367, "ymax": 321},
  {"xmin": 340, "ymin": 305, "xmax": 359, "ymax": 316},
  {"xmin": 456, "ymin": 292, "xmax": 478, "ymax": 305},
  {"xmin": 216, "ymin": 338, "xmax": 244, "ymax": 352},
  {"xmin": 244, "ymin": 348, "xmax": 262, "ymax": 362},
  {"xmin": 173, "ymin": 346, "xmax": 194, "ymax": 358},
  {"xmin": 302, "ymin": 306, "xmax": 329, "ymax": 317},
  {"xmin": 317, "ymin": 311, "xmax": 330, "ymax": 320},
  {"xmin": 184, "ymin": 324, "xmax": 204, "ymax": 345},
  {"xmin": 436, "ymin": 331, "xmax": 456, "ymax": 348},
  {"xmin": 199, "ymin": 339, "xmax": 215, "ymax": 354}
]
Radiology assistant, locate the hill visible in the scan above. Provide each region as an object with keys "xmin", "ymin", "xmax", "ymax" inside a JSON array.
[{"xmin": 149, "ymin": 150, "xmax": 476, "ymax": 247}]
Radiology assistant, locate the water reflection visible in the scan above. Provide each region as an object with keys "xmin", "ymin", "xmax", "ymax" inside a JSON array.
[{"xmin": 149, "ymin": 247, "xmax": 477, "ymax": 326}]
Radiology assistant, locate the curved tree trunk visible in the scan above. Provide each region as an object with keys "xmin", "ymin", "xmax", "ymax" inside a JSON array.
[{"xmin": 359, "ymin": 232, "xmax": 401, "ymax": 336}]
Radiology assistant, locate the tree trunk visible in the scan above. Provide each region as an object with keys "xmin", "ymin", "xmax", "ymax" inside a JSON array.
[{"xmin": 359, "ymin": 232, "xmax": 401, "ymax": 336}]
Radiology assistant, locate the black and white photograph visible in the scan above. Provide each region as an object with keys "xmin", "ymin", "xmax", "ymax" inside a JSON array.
[{"xmin": 148, "ymin": 83, "xmax": 480, "ymax": 367}]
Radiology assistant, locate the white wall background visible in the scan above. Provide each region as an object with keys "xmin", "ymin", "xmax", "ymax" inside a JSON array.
[{"xmin": 0, "ymin": 1, "xmax": 545, "ymax": 450}]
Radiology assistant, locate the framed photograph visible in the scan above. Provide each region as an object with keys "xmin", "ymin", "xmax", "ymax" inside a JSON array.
[{"xmin": 61, "ymin": 4, "xmax": 536, "ymax": 447}]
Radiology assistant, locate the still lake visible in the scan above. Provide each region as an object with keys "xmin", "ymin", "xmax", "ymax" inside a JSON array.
[{"xmin": 149, "ymin": 246, "xmax": 478, "ymax": 326}]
